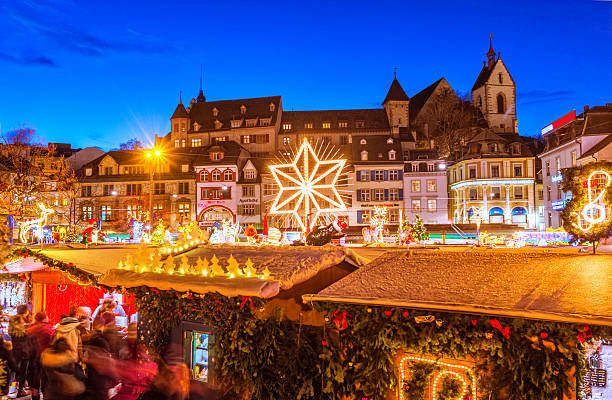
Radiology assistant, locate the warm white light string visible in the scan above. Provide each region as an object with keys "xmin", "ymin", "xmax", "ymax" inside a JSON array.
[{"xmin": 398, "ymin": 355, "xmax": 477, "ymax": 400}]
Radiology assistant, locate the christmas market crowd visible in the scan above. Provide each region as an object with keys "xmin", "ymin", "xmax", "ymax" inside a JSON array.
[{"xmin": 0, "ymin": 301, "xmax": 204, "ymax": 400}]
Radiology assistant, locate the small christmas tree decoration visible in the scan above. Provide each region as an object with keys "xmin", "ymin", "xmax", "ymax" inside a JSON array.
[
  {"xmin": 226, "ymin": 255, "xmax": 242, "ymax": 278},
  {"xmin": 151, "ymin": 251, "xmax": 162, "ymax": 273},
  {"xmin": 411, "ymin": 215, "xmax": 430, "ymax": 244},
  {"xmin": 243, "ymin": 258, "xmax": 257, "ymax": 277},
  {"xmin": 163, "ymin": 255, "xmax": 175, "ymax": 275},
  {"xmin": 196, "ymin": 257, "xmax": 209, "ymax": 276},
  {"xmin": 178, "ymin": 256, "xmax": 190, "ymax": 275},
  {"xmin": 260, "ymin": 266, "xmax": 272, "ymax": 280},
  {"xmin": 210, "ymin": 255, "xmax": 225, "ymax": 277}
]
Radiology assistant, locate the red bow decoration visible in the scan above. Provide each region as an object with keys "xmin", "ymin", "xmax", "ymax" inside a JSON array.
[
  {"xmin": 489, "ymin": 319, "xmax": 510, "ymax": 339},
  {"xmin": 333, "ymin": 311, "xmax": 349, "ymax": 330},
  {"xmin": 240, "ymin": 296, "xmax": 254, "ymax": 310},
  {"xmin": 577, "ymin": 324, "xmax": 592, "ymax": 343}
]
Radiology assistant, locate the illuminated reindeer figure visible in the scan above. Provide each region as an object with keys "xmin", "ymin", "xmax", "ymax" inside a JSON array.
[
  {"xmin": 18, "ymin": 203, "xmax": 55, "ymax": 243},
  {"xmin": 362, "ymin": 206, "xmax": 388, "ymax": 245}
]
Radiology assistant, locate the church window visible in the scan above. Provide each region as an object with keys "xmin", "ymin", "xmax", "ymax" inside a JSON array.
[
  {"xmin": 497, "ymin": 94, "xmax": 505, "ymax": 114},
  {"xmin": 478, "ymin": 97, "xmax": 482, "ymax": 108},
  {"xmin": 499, "ymin": 73, "xmax": 503, "ymax": 84}
]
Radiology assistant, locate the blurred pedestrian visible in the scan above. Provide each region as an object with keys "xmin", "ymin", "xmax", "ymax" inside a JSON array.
[
  {"xmin": 114, "ymin": 323, "xmax": 158, "ymax": 400},
  {"xmin": 52, "ymin": 314, "xmax": 82, "ymax": 362},
  {"xmin": 27, "ymin": 312, "xmax": 54, "ymax": 400},
  {"xmin": 0, "ymin": 336, "xmax": 17, "ymax": 396},
  {"xmin": 82, "ymin": 317, "xmax": 118, "ymax": 400},
  {"xmin": 41, "ymin": 337, "xmax": 85, "ymax": 400},
  {"xmin": 9, "ymin": 304, "xmax": 32, "ymax": 397}
]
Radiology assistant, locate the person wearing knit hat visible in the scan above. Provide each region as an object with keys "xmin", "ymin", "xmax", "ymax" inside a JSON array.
[{"xmin": 52, "ymin": 316, "xmax": 82, "ymax": 362}]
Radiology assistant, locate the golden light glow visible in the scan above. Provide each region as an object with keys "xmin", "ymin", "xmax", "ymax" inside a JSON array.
[
  {"xmin": 371, "ymin": 206, "xmax": 388, "ymax": 245},
  {"xmin": 399, "ymin": 355, "xmax": 477, "ymax": 400},
  {"xmin": 269, "ymin": 139, "xmax": 346, "ymax": 232},
  {"xmin": 574, "ymin": 170, "xmax": 611, "ymax": 232},
  {"xmin": 18, "ymin": 203, "xmax": 55, "ymax": 243}
]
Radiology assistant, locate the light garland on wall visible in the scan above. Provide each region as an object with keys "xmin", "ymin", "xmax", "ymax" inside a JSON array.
[
  {"xmin": 573, "ymin": 170, "xmax": 611, "ymax": 232},
  {"xmin": 18, "ymin": 203, "xmax": 54, "ymax": 243},
  {"xmin": 398, "ymin": 355, "xmax": 477, "ymax": 400},
  {"xmin": 269, "ymin": 139, "xmax": 346, "ymax": 232}
]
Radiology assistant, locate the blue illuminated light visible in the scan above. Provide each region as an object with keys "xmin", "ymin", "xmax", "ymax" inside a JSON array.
[
  {"xmin": 542, "ymin": 124, "xmax": 553, "ymax": 135},
  {"xmin": 551, "ymin": 200, "xmax": 566, "ymax": 210},
  {"xmin": 551, "ymin": 174, "xmax": 563, "ymax": 183}
]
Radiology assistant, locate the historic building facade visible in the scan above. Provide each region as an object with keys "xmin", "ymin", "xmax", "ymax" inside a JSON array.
[
  {"xmin": 76, "ymin": 150, "xmax": 197, "ymax": 231},
  {"xmin": 538, "ymin": 104, "xmax": 612, "ymax": 228},
  {"xmin": 448, "ymin": 130, "xmax": 543, "ymax": 227}
]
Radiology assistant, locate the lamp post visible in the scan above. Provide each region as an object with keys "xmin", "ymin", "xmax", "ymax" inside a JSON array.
[{"xmin": 146, "ymin": 149, "xmax": 162, "ymax": 230}]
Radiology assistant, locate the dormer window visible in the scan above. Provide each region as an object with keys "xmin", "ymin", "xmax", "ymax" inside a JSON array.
[
  {"xmin": 246, "ymin": 119, "xmax": 257, "ymax": 127},
  {"xmin": 387, "ymin": 138, "xmax": 393, "ymax": 144},
  {"xmin": 231, "ymin": 120, "xmax": 241, "ymax": 128},
  {"xmin": 356, "ymin": 120, "xmax": 365, "ymax": 128},
  {"xmin": 283, "ymin": 123, "xmax": 292, "ymax": 130},
  {"xmin": 210, "ymin": 152, "xmax": 224, "ymax": 161},
  {"xmin": 85, "ymin": 168, "xmax": 92, "ymax": 176},
  {"xmin": 260, "ymin": 118, "xmax": 271, "ymax": 127},
  {"xmin": 212, "ymin": 107, "xmax": 219, "ymax": 117},
  {"xmin": 304, "ymin": 122, "xmax": 313, "ymax": 129},
  {"xmin": 322, "ymin": 122, "xmax": 331, "ymax": 129},
  {"xmin": 244, "ymin": 169, "xmax": 256, "ymax": 180},
  {"xmin": 193, "ymin": 122, "xmax": 200, "ymax": 132},
  {"xmin": 378, "ymin": 153, "xmax": 383, "ymax": 159},
  {"xmin": 214, "ymin": 120, "xmax": 223, "ymax": 129},
  {"xmin": 389, "ymin": 150, "xmax": 396, "ymax": 160},
  {"xmin": 338, "ymin": 121, "xmax": 348, "ymax": 128},
  {"xmin": 240, "ymin": 105, "xmax": 246, "ymax": 114},
  {"xmin": 512, "ymin": 143, "xmax": 521, "ymax": 155},
  {"xmin": 489, "ymin": 143, "xmax": 499, "ymax": 152},
  {"xmin": 360, "ymin": 138, "xmax": 367, "ymax": 145},
  {"xmin": 360, "ymin": 151, "xmax": 368, "ymax": 161},
  {"xmin": 269, "ymin": 103, "xmax": 275, "ymax": 112}
]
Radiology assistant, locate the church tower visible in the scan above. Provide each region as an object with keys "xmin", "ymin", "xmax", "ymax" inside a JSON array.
[
  {"xmin": 382, "ymin": 74, "xmax": 410, "ymax": 137},
  {"xmin": 471, "ymin": 38, "xmax": 517, "ymax": 133},
  {"xmin": 170, "ymin": 98, "xmax": 190, "ymax": 148}
]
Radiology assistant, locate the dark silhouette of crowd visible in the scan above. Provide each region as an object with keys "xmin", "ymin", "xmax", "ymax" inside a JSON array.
[{"xmin": 0, "ymin": 304, "xmax": 205, "ymax": 400}]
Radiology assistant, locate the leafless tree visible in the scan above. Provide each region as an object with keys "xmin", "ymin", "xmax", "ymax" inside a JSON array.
[
  {"xmin": 416, "ymin": 88, "xmax": 485, "ymax": 157},
  {"xmin": 119, "ymin": 138, "xmax": 144, "ymax": 150}
]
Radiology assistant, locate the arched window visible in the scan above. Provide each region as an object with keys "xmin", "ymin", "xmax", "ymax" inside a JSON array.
[
  {"xmin": 212, "ymin": 170, "xmax": 221, "ymax": 182},
  {"xmin": 497, "ymin": 94, "xmax": 505, "ymax": 114},
  {"xmin": 199, "ymin": 170, "xmax": 208, "ymax": 182},
  {"xmin": 223, "ymin": 170, "xmax": 233, "ymax": 181}
]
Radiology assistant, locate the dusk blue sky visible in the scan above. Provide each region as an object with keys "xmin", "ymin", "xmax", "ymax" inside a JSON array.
[{"xmin": 1, "ymin": 1, "xmax": 611, "ymax": 150}]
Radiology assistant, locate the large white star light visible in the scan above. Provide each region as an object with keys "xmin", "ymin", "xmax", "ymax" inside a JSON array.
[{"xmin": 269, "ymin": 139, "xmax": 347, "ymax": 232}]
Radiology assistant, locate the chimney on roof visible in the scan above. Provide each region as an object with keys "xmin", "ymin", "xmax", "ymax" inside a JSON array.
[{"xmin": 584, "ymin": 105, "xmax": 589, "ymax": 114}]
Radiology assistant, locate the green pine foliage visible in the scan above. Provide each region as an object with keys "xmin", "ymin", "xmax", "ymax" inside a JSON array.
[
  {"xmin": 411, "ymin": 215, "xmax": 430, "ymax": 243},
  {"xmin": 395, "ymin": 216, "xmax": 412, "ymax": 244},
  {"xmin": 561, "ymin": 161, "xmax": 612, "ymax": 252}
]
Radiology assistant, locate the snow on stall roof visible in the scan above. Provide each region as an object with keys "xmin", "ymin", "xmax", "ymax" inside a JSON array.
[
  {"xmin": 304, "ymin": 248, "xmax": 612, "ymax": 326},
  {"xmin": 16, "ymin": 244, "xmax": 361, "ymax": 298}
]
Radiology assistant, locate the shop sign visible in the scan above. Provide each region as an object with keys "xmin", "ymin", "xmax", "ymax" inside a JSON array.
[{"xmin": 239, "ymin": 198, "xmax": 258, "ymax": 203}]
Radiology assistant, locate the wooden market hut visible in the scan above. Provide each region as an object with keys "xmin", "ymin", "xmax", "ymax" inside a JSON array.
[
  {"xmin": 303, "ymin": 247, "xmax": 612, "ymax": 400},
  {"xmin": 5, "ymin": 245, "xmax": 611, "ymax": 399}
]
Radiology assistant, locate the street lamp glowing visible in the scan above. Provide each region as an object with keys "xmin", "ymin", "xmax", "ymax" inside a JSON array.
[
  {"xmin": 146, "ymin": 152, "xmax": 152, "ymax": 158},
  {"xmin": 154, "ymin": 149, "xmax": 161, "ymax": 157}
]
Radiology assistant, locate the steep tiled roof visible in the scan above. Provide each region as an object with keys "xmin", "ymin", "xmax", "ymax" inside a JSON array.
[
  {"xmin": 409, "ymin": 78, "xmax": 445, "ymax": 121},
  {"xmin": 471, "ymin": 61, "xmax": 498, "ymax": 91},
  {"xmin": 281, "ymin": 109, "xmax": 390, "ymax": 133},
  {"xmin": 583, "ymin": 111, "xmax": 612, "ymax": 136},
  {"xmin": 186, "ymin": 96, "xmax": 281, "ymax": 132},
  {"xmin": 580, "ymin": 135, "xmax": 612, "ymax": 159},
  {"xmin": 350, "ymin": 135, "xmax": 402, "ymax": 164},
  {"xmin": 383, "ymin": 78, "xmax": 410, "ymax": 104},
  {"xmin": 171, "ymin": 102, "xmax": 189, "ymax": 119}
]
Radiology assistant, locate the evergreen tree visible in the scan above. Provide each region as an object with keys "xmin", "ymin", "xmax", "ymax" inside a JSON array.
[
  {"xmin": 396, "ymin": 216, "xmax": 412, "ymax": 245},
  {"xmin": 411, "ymin": 215, "xmax": 429, "ymax": 243}
]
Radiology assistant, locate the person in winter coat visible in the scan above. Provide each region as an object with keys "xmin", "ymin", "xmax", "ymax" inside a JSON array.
[
  {"xmin": 114, "ymin": 323, "xmax": 158, "ymax": 400},
  {"xmin": 0, "ymin": 337, "xmax": 18, "ymax": 396},
  {"xmin": 52, "ymin": 316, "xmax": 82, "ymax": 362},
  {"xmin": 9, "ymin": 304, "xmax": 31, "ymax": 397},
  {"xmin": 82, "ymin": 322, "xmax": 118, "ymax": 400},
  {"xmin": 27, "ymin": 312, "xmax": 55, "ymax": 400},
  {"xmin": 41, "ymin": 337, "xmax": 85, "ymax": 400}
]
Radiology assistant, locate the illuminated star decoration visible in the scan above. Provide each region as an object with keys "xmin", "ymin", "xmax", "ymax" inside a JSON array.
[
  {"xmin": 574, "ymin": 170, "xmax": 611, "ymax": 232},
  {"xmin": 269, "ymin": 139, "xmax": 347, "ymax": 232}
]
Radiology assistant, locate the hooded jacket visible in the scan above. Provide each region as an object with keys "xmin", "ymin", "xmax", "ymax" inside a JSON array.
[{"xmin": 52, "ymin": 320, "xmax": 81, "ymax": 362}]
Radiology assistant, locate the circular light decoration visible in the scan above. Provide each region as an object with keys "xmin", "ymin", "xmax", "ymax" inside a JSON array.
[
  {"xmin": 574, "ymin": 170, "xmax": 611, "ymax": 232},
  {"xmin": 398, "ymin": 355, "xmax": 477, "ymax": 400},
  {"xmin": 268, "ymin": 139, "xmax": 347, "ymax": 232}
]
